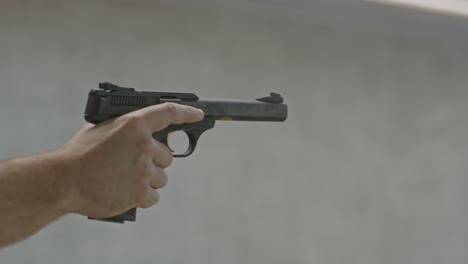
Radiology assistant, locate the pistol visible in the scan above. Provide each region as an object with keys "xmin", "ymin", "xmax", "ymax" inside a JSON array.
[{"xmin": 84, "ymin": 82, "xmax": 288, "ymax": 223}]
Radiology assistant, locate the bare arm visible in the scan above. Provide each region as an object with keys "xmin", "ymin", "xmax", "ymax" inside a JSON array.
[
  {"xmin": 0, "ymin": 151, "xmax": 71, "ymax": 247},
  {"xmin": 0, "ymin": 103, "xmax": 204, "ymax": 247}
]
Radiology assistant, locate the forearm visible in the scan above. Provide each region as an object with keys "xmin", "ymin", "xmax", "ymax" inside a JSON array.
[{"xmin": 0, "ymin": 151, "xmax": 72, "ymax": 247}]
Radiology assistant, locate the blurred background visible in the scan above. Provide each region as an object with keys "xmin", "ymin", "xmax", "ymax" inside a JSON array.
[{"xmin": 1, "ymin": 0, "xmax": 468, "ymax": 263}]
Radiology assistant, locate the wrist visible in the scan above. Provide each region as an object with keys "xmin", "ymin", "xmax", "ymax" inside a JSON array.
[{"xmin": 40, "ymin": 149, "xmax": 81, "ymax": 216}]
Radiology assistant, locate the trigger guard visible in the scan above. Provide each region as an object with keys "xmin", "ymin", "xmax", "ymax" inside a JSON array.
[
  {"xmin": 173, "ymin": 130, "xmax": 203, "ymax": 158},
  {"xmin": 152, "ymin": 119, "xmax": 214, "ymax": 158}
]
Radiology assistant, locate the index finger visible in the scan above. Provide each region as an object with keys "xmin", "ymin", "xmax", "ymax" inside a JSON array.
[{"xmin": 138, "ymin": 103, "xmax": 204, "ymax": 132}]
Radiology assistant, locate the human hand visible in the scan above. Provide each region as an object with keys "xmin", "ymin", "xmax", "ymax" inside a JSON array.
[{"xmin": 58, "ymin": 103, "xmax": 204, "ymax": 218}]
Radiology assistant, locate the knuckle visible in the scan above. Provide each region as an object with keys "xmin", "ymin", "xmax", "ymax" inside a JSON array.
[
  {"xmin": 136, "ymin": 165, "xmax": 150, "ymax": 179},
  {"xmin": 136, "ymin": 175, "xmax": 149, "ymax": 189},
  {"xmin": 157, "ymin": 171, "xmax": 168, "ymax": 188},
  {"xmin": 159, "ymin": 152, "xmax": 173, "ymax": 169},
  {"xmin": 154, "ymin": 142, "xmax": 173, "ymax": 168},
  {"xmin": 140, "ymin": 190, "xmax": 159, "ymax": 208},
  {"xmin": 118, "ymin": 114, "xmax": 146, "ymax": 131},
  {"xmin": 163, "ymin": 103, "xmax": 179, "ymax": 115},
  {"xmin": 166, "ymin": 153, "xmax": 174, "ymax": 167},
  {"xmin": 186, "ymin": 105, "xmax": 195, "ymax": 115},
  {"xmin": 136, "ymin": 137, "xmax": 155, "ymax": 153},
  {"xmin": 136, "ymin": 185, "xmax": 149, "ymax": 203},
  {"xmin": 134, "ymin": 161, "xmax": 149, "ymax": 178}
]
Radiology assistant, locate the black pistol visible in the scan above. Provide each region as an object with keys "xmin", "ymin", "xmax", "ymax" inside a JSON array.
[{"xmin": 84, "ymin": 82, "xmax": 288, "ymax": 223}]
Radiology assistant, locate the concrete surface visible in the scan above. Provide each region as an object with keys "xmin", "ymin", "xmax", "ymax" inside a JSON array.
[{"xmin": 0, "ymin": 1, "xmax": 467, "ymax": 263}]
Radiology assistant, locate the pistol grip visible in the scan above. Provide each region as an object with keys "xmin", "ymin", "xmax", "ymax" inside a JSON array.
[{"xmin": 88, "ymin": 208, "xmax": 137, "ymax": 224}]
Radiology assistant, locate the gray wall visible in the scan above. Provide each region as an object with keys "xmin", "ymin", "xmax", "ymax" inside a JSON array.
[{"xmin": 1, "ymin": 1, "xmax": 467, "ymax": 263}]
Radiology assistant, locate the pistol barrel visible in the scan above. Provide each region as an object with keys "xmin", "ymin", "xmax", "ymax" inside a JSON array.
[{"xmin": 183, "ymin": 99, "xmax": 287, "ymax": 122}]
